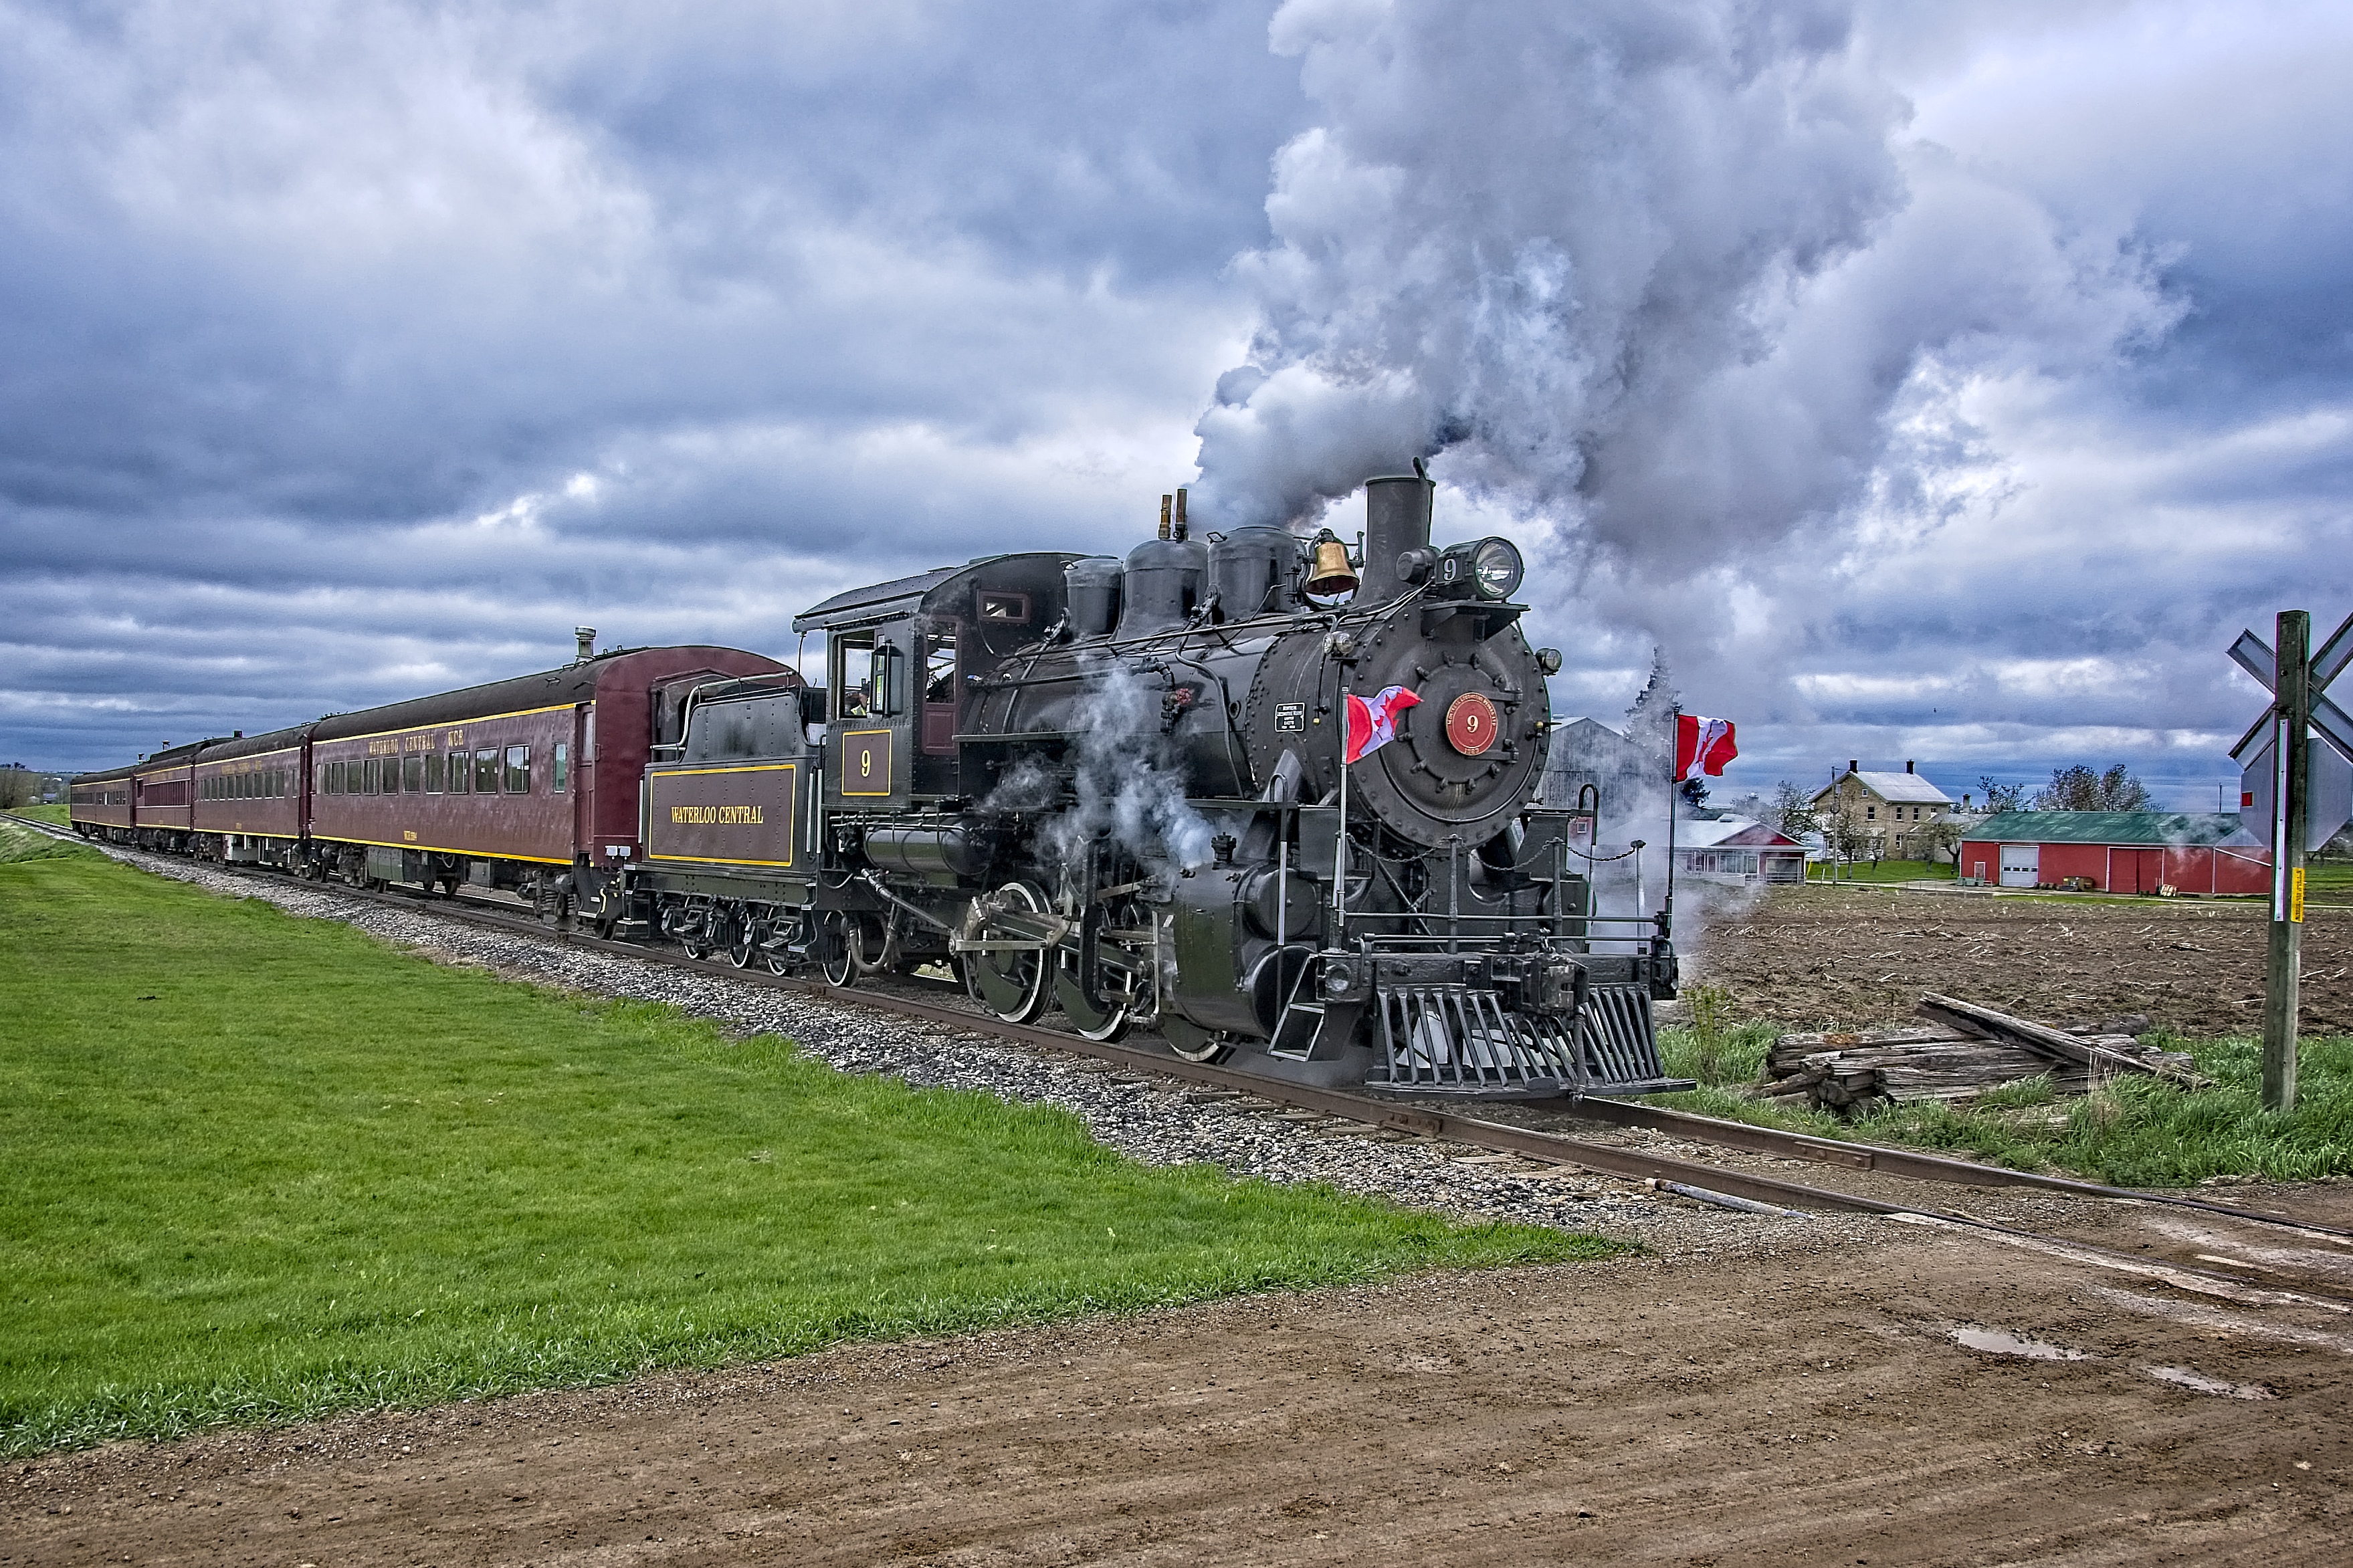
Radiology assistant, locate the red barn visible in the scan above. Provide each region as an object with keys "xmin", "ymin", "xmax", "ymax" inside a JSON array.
[{"xmin": 1957, "ymin": 810, "xmax": 2266, "ymax": 895}]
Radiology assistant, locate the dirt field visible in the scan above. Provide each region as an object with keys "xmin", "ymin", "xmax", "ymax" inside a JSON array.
[
  {"xmin": 1687, "ymin": 885, "xmax": 2353, "ymax": 1036},
  {"xmin": 8, "ymin": 1191, "xmax": 2350, "ymax": 1568}
]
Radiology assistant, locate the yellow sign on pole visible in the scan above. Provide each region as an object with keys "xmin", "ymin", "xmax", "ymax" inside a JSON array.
[{"xmin": 2291, "ymin": 865, "xmax": 2307, "ymax": 924}]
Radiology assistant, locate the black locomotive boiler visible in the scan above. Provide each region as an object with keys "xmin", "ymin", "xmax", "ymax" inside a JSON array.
[{"xmin": 627, "ymin": 471, "xmax": 1681, "ymax": 1097}]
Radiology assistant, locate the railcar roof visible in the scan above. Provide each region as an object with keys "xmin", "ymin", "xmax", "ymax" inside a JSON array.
[
  {"xmin": 308, "ymin": 645, "xmax": 762, "ymax": 740},
  {"xmin": 793, "ymin": 552, "xmax": 1082, "ymax": 632},
  {"xmin": 794, "ymin": 564, "xmax": 974, "ymax": 631},
  {"xmin": 195, "ymin": 725, "xmax": 315, "ymax": 764}
]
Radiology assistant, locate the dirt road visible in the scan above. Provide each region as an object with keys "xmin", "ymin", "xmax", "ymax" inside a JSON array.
[
  {"xmin": 1689, "ymin": 885, "xmax": 2353, "ymax": 1035},
  {"xmin": 10, "ymin": 1192, "xmax": 2348, "ymax": 1567}
]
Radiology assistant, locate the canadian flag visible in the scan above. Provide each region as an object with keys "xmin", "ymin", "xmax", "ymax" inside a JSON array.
[
  {"xmin": 1344, "ymin": 685, "xmax": 1421, "ymax": 764},
  {"xmin": 1675, "ymin": 713, "xmax": 1738, "ymax": 780}
]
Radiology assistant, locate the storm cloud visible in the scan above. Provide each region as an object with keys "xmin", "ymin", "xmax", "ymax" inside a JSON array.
[{"xmin": 3, "ymin": 0, "xmax": 2350, "ymax": 810}]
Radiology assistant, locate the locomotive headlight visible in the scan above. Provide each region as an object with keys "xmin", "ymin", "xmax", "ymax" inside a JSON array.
[
  {"xmin": 1434, "ymin": 537, "xmax": 1525, "ymax": 600},
  {"xmin": 1469, "ymin": 537, "xmax": 1523, "ymax": 600}
]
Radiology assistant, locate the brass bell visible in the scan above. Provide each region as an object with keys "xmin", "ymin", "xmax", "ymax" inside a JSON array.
[{"xmin": 1305, "ymin": 533, "xmax": 1359, "ymax": 598}]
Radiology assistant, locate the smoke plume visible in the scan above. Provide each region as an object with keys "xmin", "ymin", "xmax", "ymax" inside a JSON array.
[{"xmin": 1193, "ymin": 0, "xmax": 2174, "ymax": 584}]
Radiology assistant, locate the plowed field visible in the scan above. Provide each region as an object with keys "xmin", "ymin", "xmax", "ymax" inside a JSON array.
[{"xmin": 1686, "ymin": 885, "xmax": 2353, "ymax": 1036}]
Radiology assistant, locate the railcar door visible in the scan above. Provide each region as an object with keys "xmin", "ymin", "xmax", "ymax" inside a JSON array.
[{"xmin": 825, "ymin": 623, "xmax": 913, "ymax": 812}]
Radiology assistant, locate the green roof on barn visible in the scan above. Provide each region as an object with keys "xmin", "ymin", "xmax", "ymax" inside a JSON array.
[{"xmin": 1963, "ymin": 810, "xmax": 2259, "ymax": 847}]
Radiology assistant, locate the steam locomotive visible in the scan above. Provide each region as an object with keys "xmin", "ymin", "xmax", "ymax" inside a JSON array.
[
  {"xmin": 70, "ymin": 470, "xmax": 1680, "ymax": 1097},
  {"xmin": 631, "ymin": 469, "xmax": 1680, "ymax": 1095}
]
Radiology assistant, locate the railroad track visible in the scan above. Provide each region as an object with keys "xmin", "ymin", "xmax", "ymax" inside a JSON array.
[{"xmin": 25, "ymin": 815, "xmax": 2353, "ymax": 1319}]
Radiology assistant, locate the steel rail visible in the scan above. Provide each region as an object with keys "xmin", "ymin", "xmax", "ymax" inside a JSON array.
[{"xmin": 1568, "ymin": 1095, "xmax": 2353, "ymax": 1241}]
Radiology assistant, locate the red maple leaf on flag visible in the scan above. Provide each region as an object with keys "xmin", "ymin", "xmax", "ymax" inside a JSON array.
[{"xmin": 1675, "ymin": 714, "xmax": 1738, "ymax": 780}]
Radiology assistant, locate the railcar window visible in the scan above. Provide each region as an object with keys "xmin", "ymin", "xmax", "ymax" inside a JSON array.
[
  {"xmin": 925, "ymin": 632, "xmax": 956, "ymax": 702},
  {"xmin": 833, "ymin": 632, "xmax": 876, "ymax": 719},
  {"xmin": 403, "ymin": 754, "xmax": 423, "ymax": 794},
  {"xmin": 448, "ymin": 750, "xmax": 470, "ymax": 793},
  {"xmin": 475, "ymin": 748, "xmax": 498, "ymax": 794},
  {"xmin": 552, "ymin": 742, "xmax": 568, "ymax": 793},
  {"xmin": 425, "ymin": 752, "xmax": 444, "ymax": 793},
  {"xmin": 504, "ymin": 745, "xmax": 530, "ymax": 794}
]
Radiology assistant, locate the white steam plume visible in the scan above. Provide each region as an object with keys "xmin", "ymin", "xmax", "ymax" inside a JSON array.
[
  {"xmin": 985, "ymin": 656, "xmax": 1215, "ymax": 873},
  {"xmin": 1193, "ymin": 0, "xmax": 2175, "ymax": 584}
]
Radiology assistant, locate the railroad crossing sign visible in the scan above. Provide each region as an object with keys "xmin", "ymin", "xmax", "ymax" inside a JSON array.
[{"xmin": 2228, "ymin": 609, "xmax": 2353, "ymax": 1112}]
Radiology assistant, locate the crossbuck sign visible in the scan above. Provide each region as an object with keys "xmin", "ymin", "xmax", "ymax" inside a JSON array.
[{"xmin": 2228, "ymin": 609, "xmax": 2353, "ymax": 1112}]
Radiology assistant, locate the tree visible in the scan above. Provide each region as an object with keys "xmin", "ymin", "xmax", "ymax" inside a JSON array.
[
  {"xmin": 1823, "ymin": 790, "xmax": 1875, "ymax": 875},
  {"xmin": 1770, "ymin": 780, "xmax": 1821, "ymax": 839},
  {"xmin": 1978, "ymin": 775, "xmax": 2028, "ymax": 813},
  {"xmin": 0, "ymin": 766, "xmax": 38, "ymax": 809},
  {"xmin": 2031, "ymin": 764, "xmax": 2152, "ymax": 812}
]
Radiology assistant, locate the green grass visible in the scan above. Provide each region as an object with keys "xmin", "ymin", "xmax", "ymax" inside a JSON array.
[
  {"xmin": 9, "ymin": 802, "xmax": 72, "ymax": 826},
  {"xmin": 0, "ymin": 815, "xmax": 93, "ymax": 864},
  {"xmin": 0, "ymin": 855, "xmax": 1617, "ymax": 1456},
  {"xmin": 1654, "ymin": 1002, "xmax": 2353, "ymax": 1188},
  {"xmin": 1807, "ymin": 859, "xmax": 1956, "ymax": 884}
]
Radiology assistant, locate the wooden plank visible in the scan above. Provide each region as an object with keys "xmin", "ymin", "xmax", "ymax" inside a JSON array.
[{"xmin": 1917, "ymin": 993, "xmax": 2209, "ymax": 1088}]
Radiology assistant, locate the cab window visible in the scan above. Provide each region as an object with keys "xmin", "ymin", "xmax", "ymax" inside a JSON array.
[{"xmin": 833, "ymin": 632, "xmax": 876, "ymax": 719}]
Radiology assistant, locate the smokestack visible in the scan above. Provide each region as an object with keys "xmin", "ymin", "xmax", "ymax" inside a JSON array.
[
  {"xmin": 1360, "ymin": 469, "xmax": 1435, "ymax": 604},
  {"xmin": 1158, "ymin": 495, "xmax": 1172, "ymax": 540},
  {"xmin": 575, "ymin": 627, "xmax": 597, "ymax": 663},
  {"xmin": 1906, "ymin": 759, "xmax": 1915, "ymax": 773},
  {"xmin": 1172, "ymin": 487, "xmax": 1189, "ymax": 542},
  {"xmin": 1847, "ymin": 760, "xmax": 1858, "ymax": 774}
]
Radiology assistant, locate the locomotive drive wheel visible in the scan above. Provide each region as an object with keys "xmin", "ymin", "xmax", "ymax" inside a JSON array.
[
  {"xmin": 964, "ymin": 881, "xmax": 1051, "ymax": 1025},
  {"xmin": 1054, "ymin": 901, "xmax": 1144, "ymax": 1043}
]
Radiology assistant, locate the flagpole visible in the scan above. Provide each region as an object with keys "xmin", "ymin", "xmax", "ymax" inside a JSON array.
[
  {"xmin": 1663, "ymin": 705, "xmax": 1679, "ymax": 941},
  {"xmin": 1334, "ymin": 747, "xmax": 1349, "ymax": 945}
]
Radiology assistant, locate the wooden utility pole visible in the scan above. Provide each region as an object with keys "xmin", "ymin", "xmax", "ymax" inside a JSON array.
[{"xmin": 2264, "ymin": 610, "xmax": 2310, "ymax": 1113}]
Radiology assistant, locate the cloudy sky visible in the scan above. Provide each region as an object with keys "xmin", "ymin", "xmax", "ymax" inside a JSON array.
[{"xmin": 5, "ymin": 0, "xmax": 2348, "ymax": 808}]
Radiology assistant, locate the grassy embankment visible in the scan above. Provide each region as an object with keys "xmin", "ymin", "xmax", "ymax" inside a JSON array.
[
  {"xmin": 0, "ymin": 852, "xmax": 1615, "ymax": 1456},
  {"xmin": 1655, "ymin": 982, "xmax": 2353, "ymax": 1187},
  {"xmin": 0, "ymin": 814, "xmax": 86, "ymax": 863},
  {"xmin": 9, "ymin": 802, "xmax": 72, "ymax": 826}
]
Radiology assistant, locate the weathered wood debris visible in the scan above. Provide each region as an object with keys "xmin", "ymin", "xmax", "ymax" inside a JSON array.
[{"xmin": 1756, "ymin": 992, "xmax": 2207, "ymax": 1115}]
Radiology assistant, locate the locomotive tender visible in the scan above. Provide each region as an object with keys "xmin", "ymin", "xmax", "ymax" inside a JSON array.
[{"xmin": 70, "ymin": 471, "xmax": 1681, "ymax": 1098}]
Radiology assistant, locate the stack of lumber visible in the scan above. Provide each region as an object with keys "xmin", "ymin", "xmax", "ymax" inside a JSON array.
[{"xmin": 1756, "ymin": 993, "xmax": 2205, "ymax": 1115}]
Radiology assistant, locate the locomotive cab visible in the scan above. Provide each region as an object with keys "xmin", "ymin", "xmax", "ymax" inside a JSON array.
[{"xmin": 793, "ymin": 554, "xmax": 1084, "ymax": 812}]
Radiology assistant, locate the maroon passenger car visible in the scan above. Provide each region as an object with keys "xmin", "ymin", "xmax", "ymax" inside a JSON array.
[
  {"xmin": 301, "ymin": 645, "xmax": 788, "ymax": 917},
  {"xmin": 70, "ymin": 643, "xmax": 790, "ymax": 922}
]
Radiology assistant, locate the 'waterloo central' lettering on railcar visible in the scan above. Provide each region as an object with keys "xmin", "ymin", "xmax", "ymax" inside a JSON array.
[{"xmin": 670, "ymin": 805, "xmax": 765, "ymax": 824}]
